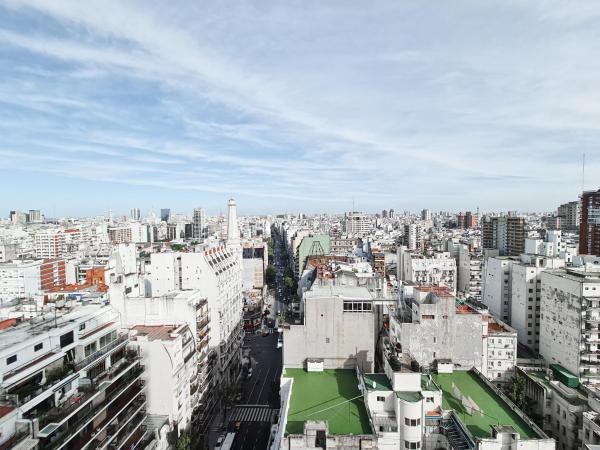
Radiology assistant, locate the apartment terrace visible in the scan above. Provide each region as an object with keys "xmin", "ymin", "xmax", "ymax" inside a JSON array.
[
  {"xmin": 284, "ymin": 368, "xmax": 371, "ymax": 436},
  {"xmin": 433, "ymin": 370, "xmax": 539, "ymax": 439}
]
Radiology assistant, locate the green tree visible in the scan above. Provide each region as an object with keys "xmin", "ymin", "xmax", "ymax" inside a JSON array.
[
  {"xmin": 510, "ymin": 375, "xmax": 528, "ymax": 411},
  {"xmin": 176, "ymin": 432, "xmax": 191, "ymax": 450},
  {"xmin": 266, "ymin": 265, "xmax": 276, "ymax": 287}
]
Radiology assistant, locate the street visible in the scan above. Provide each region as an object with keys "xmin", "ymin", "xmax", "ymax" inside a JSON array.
[{"xmin": 225, "ymin": 232, "xmax": 287, "ymax": 450}]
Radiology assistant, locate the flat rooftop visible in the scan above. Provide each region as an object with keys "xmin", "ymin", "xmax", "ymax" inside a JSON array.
[
  {"xmin": 284, "ymin": 369, "xmax": 371, "ymax": 436},
  {"xmin": 306, "ymin": 284, "xmax": 375, "ymax": 300},
  {"xmin": 433, "ymin": 371, "xmax": 538, "ymax": 439}
]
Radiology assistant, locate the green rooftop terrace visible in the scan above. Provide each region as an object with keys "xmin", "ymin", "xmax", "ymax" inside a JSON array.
[
  {"xmin": 433, "ymin": 371, "xmax": 538, "ymax": 440},
  {"xmin": 284, "ymin": 368, "xmax": 372, "ymax": 436}
]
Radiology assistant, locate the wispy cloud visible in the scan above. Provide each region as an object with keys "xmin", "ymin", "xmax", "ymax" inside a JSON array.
[{"xmin": 0, "ymin": 0, "xmax": 599, "ymax": 214}]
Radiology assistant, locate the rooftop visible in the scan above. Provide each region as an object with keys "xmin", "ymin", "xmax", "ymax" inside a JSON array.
[
  {"xmin": 433, "ymin": 371, "xmax": 538, "ymax": 439},
  {"xmin": 131, "ymin": 325, "xmax": 180, "ymax": 341},
  {"xmin": 363, "ymin": 373, "xmax": 392, "ymax": 391},
  {"xmin": 284, "ymin": 369, "xmax": 371, "ymax": 436}
]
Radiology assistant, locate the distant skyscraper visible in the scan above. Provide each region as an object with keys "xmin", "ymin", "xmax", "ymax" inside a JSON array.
[
  {"xmin": 421, "ymin": 209, "xmax": 431, "ymax": 221},
  {"xmin": 458, "ymin": 211, "xmax": 477, "ymax": 229},
  {"xmin": 160, "ymin": 208, "xmax": 171, "ymax": 222},
  {"xmin": 557, "ymin": 200, "xmax": 580, "ymax": 231},
  {"xmin": 580, "ymin": 189, "xmax": 600, "ymax": 256},
  {"xmin": 388, "ymin": 209, "xmax": 395, "ymax": 219},
  {"xmin": 226, "ymin": 199, "xmax": 240, "ymax": 249},
  {"xmin": 482, "ymin": 214, "xmax": 525, "ymax": 256},
  {"xmin": 28, "ymin": 209, "xmax": 41, "ymax": 223},
  {"xmin": 193, "ymin": 207, "xmax": 206, "ymax": 240},
  {"xmin": 131, "ymin": 208, "xmax": 141, "ymax": 221}
]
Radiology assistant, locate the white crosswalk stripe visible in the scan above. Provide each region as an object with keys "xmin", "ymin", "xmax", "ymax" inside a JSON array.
[{"xmin": 230, "ymin": 406, "xmax": 274, "ymax": 423}]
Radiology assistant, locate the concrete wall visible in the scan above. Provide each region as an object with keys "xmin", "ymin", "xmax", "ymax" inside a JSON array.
[{"xmin": 282, "ymin": 296, "xmax": 375, "ymax": 372}]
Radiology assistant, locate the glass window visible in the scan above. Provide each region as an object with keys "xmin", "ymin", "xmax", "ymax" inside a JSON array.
[
  {"xmin": 6, "ymin": 355, "xmax": 16, "ymax": 365},
  {"xmin": 34, "ymin": 343, "xmax": 43, "ymax": 352}
]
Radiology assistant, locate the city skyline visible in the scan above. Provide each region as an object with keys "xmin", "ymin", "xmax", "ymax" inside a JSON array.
[{"xmin": 1, "ymin": 1, "xmax": 599, "ymax": 215}]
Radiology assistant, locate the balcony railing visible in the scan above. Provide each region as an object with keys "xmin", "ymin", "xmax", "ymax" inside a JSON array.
[
  {"xmin": 38, "ymin": 363, "xmax": 143, "ymax": 437},
  {"xmin": 75, "ymin": 334, "xmax": 129, "ymax": 371}
]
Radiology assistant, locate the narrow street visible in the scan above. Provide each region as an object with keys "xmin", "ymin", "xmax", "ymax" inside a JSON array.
[{"xmin": 226, "ymin": 232, "xmax": 287, "ymax": 450}]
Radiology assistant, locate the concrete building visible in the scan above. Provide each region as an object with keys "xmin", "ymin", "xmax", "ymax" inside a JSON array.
[
  {"xmin": 0, "ymin": 243, "xmax": 18, "ymax": 263},
  {"xmin": 558, "ymin": 201, "xmax": 580, "ymax": 232},
  {"xmin": 482, "ymin": 214, "xmax": 526, "ymax": 257},
  {"xmin": 33, "ymin": 230, "xmax": 65, "ymax": 259},
  {"xmin": 192, "ymin": 207, "xmax": 206, "ymax": 240},
  {"xmin": 108, "ymin": 225, "xmax": 133, "ymax": 244},
  {"xmin": 130, "ymin": 207, "xmax": 141, "ymax": 221},
  {"xmin": 519, "ymin": 366, "xmax": 587, "ymax": 450},
  {"xmin": 27, "ymin": 210, "xmax": 41, "ymax": 223},
  {"xmin": 0, "ymin": 259, "xmax": 66, "ymax": 302},
  {"xmin": 510, "ymin": 256, "xmax": 565, "ymax": 352},
  {"xmin": 330, "ymin": 238, "xmax": 358, "ymax": 255},
  {"xmin": 388, "ymin": 286, "xmax": 517, "ymax": 383},
  {"xmin": 457, "ymin": 246, "xmax": 483, "ymax": 301},
  {"xmin": 344, "ymin": 212, "xmax": 372, "ymax": 236},
  {"xmin": 458, "ymin": 211, "xmax": 478, "ymax": 229},
  {"xmin": 399, "ymin": 250, "xmax": 457, "ymax": 294},
  {"xmin": 160, "ymin": 208, "xmax": 171, "ymax": 222},
  {"xmin": 283, "ymin": 279, "xmax": 377, "ymax": 373},
  {"xmin": 580, "ymin": 189, "xmax": 600, "ymax": 256},
  {"xmin": 482, "ymin": 256, "xmax": 514, "ymax": 323},
  {"xmin": 539, "ymin": 268, "xmax": 600, "ymax": 385},
  {"xmin": 130, "ymin": 324, "xmax": 197, "ymax": 436},
  {"xmin": 0, "ymin": 305, "xmax": 148, "ymax": 449}
]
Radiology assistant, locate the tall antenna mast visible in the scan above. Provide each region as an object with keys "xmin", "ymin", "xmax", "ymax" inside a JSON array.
[{"xmin": 582, "ymin": 152, "xmax": 586, "ymax": 193}]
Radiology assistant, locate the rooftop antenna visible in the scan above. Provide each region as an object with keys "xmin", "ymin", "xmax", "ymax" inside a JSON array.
[
  {"xmin": 582, "ymin": 152, "xmax": 586, "ymax": 193},
  {"xmin": 352, "ymin": 197, "xmax": 355, "ymax": 213}
]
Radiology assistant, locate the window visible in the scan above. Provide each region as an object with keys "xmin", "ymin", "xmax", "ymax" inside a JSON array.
[
  {"xmin": 421, "ymin": 315, "xmax": 434, "ymax": 320},
  {"xmin": 85, "ymin": 342, "xmax": 97, "ymax": 357},
  {"xmin": 405, "ymin": 418, "xmax": 421, "ymax": 426},
  {"xmin": 79, "ymin": 323, "xmax": 86, "ymax": 331},
  {"xmin": 60, "ymin": 331, "xmax": 74, "ymax": 348},
  {"xmin": 404, "ymin": 441, "xmax": 420, "ymax": 449},
  {"xmin": 426, "ymin": 396, "xmax": 434, "ymax": 403},
  {"xmin": 325, "ymin": 337, "xmax": 330, "ymax": 344},
  {"xmin": 34, "ymin": 343, "xmax": 43, "ymax": 352},
  {"xmin": 343, "ymin": 301, "xmax": 372, "ymax": 312},
  {"xmin": 6, "ymin": 355, "xmax": 16, "ymax": 365},
  {"xmin": 377, "ymin": 396, "xmax": 385, "ymax": 402}
]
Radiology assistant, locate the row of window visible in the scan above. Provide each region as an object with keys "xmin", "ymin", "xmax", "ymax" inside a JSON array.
[
  {"xmin": 342, "ymin": 301, "xmax": 372, "ymax": 312},
  {"xmin": 405, "ymin": 418, "xmax": 421, "ymax": 426},
  {"xmin": 405, "ymin": 441, "xmax": 421, "ymax": 449},
  {"xmin": 5, "ymin": 332, "xmax": 73, "ymax": 366}
]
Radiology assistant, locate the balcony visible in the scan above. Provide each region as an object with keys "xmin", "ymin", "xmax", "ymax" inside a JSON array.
[
  {"xmin": 74, "ymin": 334, "xmax": 129, "ymax": 371},
  {"xmin": 104, "ymin": 412, "xmax": 146, "ymax": 450},
  {"xmin": 38, "ymin": 363, "xmax": 144, "ymax": 446},
  {"xmin": 67, "ymin": 390, "xmax": 146, "ymax": 449}
]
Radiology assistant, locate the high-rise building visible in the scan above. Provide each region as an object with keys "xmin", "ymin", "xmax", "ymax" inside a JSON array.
[
  {"xmin": 34, "ymin": 230, "xmax": 65, "ymax": 258},
  {"xmin": 130, "ymin": 207, "xmax": 141, "ymax": 221},
  {"xmin": 192, "ymin": 207, "xmax": 206, "ymax": 240},
  {"xmin": 557, "ymin": 200, "xmax": 579, "ymax": 231},
  {"xmin": 344, "ymin": 212, "xmax": 372, "ymax": 236},
  {"xmin": 482, "ymin": 214, "xmax": 526, "ymax": 256},
  {"xmin": 421, "ymin": 208, "xmax": 431, "ymax": 221},
  {"xmin": 27, "ymin": 209, "xmax": 41, "ymax": 223},
  {"xmin": 458, "ymin": 211, "xmax": 478, "ymax": 229},
  {"xmin": 160, "ymin": 208, "xmax": 171, "ymax": 222},
  {"xmin": 580, "ymin": 189, "xmax": 600, "ymax": 255},
  {"xmin": 388, "ymin": 208, "xmax": 395, "ymax": 219}
]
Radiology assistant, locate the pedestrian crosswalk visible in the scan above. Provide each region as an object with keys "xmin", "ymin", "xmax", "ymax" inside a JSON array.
[{"xmin": 229, "ymin": 406, "xmax": 274, "ymax": 423}]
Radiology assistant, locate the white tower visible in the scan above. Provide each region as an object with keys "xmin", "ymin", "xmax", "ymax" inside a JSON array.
[{"xmin": 226, "ymin": 198, "xmax": 240, "ymax": 249}]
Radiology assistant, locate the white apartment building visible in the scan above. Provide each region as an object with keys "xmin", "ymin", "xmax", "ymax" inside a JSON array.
[
  {"xmin": 539, "ymin": 268, "xmax": 600, "ymax": 384},
  {"xmin": 510, "ymin": 255, "xmax": 565, "ymax": 352},
  {"xmin": 130, "ymin": 324, "xmax": 197, "ymax": 435},
  {"xmin": 482, "ymin": 256, "xmax": 514, "ymax": 323},
  {"xmin": 399, "ymin": 249, "xmax": 457, "ymax": 294},
  {"xmin": 0, "ymin": 304, "xmax": 148, "ymax": 449},
  {"xmin": 457, "ymin": 245, "xmax": 483, "ymax": 301},
  {"xmin": 33, "ymin": 230, "xmax": 65, "ymax": 258},
  {"xmin": 0, "ymin": 243, "xmax": 17, "ymax": 263},
  {"xmin": 344, "ymin": 212, "xmax": 372, "ymax": 236},
  {"xmin": 192, "ymin": 207, "xmax": 206, "ymax": 240},
  {"xmin": 0, "ymin": 260, "xmax": 45, "ymax": 302},
  {"xmin": 147, "ymin": 250, "xmax": 243, "ymax": 354}
]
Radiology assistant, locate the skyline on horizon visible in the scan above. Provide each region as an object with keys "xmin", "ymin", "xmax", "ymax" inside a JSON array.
[{"xmin": 1, "ymin": 1, "xmax": 600, "ymax": 215}]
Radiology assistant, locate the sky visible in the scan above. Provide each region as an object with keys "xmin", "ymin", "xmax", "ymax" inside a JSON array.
[{"xmin": 1, "ymin": 1, "xmax": 600, "ymax": 217}]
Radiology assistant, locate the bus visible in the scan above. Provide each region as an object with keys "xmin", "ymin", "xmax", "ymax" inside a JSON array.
[{"xmin": 216, "ymin": 432, "xmax": 236, "ymax": 450}]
